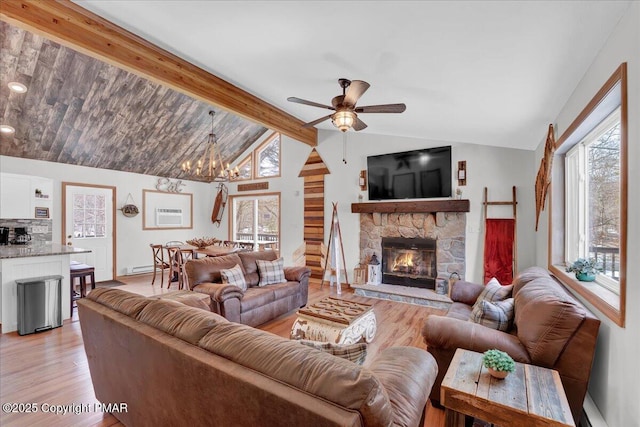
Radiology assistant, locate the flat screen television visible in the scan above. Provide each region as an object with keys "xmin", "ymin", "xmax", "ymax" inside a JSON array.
[{"xmin": 367, "ymin": 146, "xmax": 452, "ymax": 200}]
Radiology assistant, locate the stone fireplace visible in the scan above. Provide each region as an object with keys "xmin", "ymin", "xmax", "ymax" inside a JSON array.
[
  {"xmin": 382, "ymin": 237, "xmax": 437, "ymax": 289},
  {"xmin": 358, "ymin": 206, "xmax": 467, "ymax": 284}
]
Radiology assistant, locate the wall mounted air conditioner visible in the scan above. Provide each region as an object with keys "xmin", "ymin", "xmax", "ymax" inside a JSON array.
[{"xmin": 156, "ymin": 208, "xmax": 183, "ymax": 226}]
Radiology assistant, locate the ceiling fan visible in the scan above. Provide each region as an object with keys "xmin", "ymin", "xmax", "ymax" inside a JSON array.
[{"xmin": 287, "ymin": 78, "xmax": 406, "ymax": 132}]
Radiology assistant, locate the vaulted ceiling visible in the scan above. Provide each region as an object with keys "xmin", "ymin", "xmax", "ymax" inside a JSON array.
[
  {"xmin": 0, "ymin": 1, "xmax": 632, "ymax": 180},
  {"xmin": 0, "ymin": 21, "xmax": 268, "ymax": 182}
]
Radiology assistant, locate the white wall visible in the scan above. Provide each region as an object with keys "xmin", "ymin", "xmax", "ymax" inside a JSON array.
[
  {"xmin": 0, "ymin": 155, "xmax": 218, "ymax": 276},
  {"xmin": 226, "ymin": 129, "xmax": 535, "ymax": 282},
  {"xmin": 535, "ymin": 3, "xmax": 640, "ymax": 426},
  {"xmin": 313, "ymin": 130, "xmax": 535, "ymax": 283}
]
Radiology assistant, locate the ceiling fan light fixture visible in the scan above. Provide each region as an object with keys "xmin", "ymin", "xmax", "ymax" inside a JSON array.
[{"xmin": 332, "ymin": 110, "xmax": 356, "ymax": 132}]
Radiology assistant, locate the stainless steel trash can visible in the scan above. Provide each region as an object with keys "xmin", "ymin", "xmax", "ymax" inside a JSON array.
[{"xmin": 16, "ymin": 275, "xmax": 63, "ymax": 336}]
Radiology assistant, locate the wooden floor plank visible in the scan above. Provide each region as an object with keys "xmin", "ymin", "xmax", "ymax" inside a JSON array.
[{"xmin": 1, "ymin": 273, "xmax": 445, "ymax": 426}]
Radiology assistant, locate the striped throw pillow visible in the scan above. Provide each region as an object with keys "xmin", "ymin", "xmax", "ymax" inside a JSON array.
[
  {"xmin": 256, "ymin": 257, "xmax": 286, "ymax": 286},
  {"xmin": 298, "ymin": 340, "xmax": 368, "ymax": 365},
  {"xmin": 470, "ymin": 298, "xmax": 514, "ymax": 331},
  {"xmin": 220, "ymin": 264, "xmax": 247, "ymax": 291}
]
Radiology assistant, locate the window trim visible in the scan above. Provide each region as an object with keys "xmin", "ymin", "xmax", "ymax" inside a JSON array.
[
  {"xmin": 253, "ymin": 132, "xmax": 282, "ymax": 179},
  {"xmin": 549, "ymin": 62, "xmax": 627, "ymax": 327}
]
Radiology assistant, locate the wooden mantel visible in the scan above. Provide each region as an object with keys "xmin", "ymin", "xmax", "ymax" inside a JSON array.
[{"xmin": 351, "ymin": 199, "xmax": 470, "ymax": 214}]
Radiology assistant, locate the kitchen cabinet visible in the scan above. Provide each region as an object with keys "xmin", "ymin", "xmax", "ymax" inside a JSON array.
[{"xmin": 0, "ymin": 173, "xmax": 53, "ymax": 219}]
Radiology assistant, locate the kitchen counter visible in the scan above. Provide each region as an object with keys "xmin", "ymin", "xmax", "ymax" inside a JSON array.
[
  {"xmin": 0, "ymin": 242, "xmax": 91, "ymax": 259},
  {"xmin": 1, "ymin": 243, "xmax": 92, "ymax": 333}
]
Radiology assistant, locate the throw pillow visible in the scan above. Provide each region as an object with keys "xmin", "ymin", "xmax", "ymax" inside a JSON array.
[
  {"xmin": 470, "ymin": 298, "xmax": 515, "ymax": 331},
  {"xmin": 256, "ymin": 257, "xmax": 286, "ymax": 286},
  {"xmin": 298, "ymin": 340, "xmax": 368, "ymax": 365},
  {"xmin": 220, "ymin": 264, "xmax": 247, "ymax": 291},
  {"xmin": 475, "ymin": 278, "xmax": 513, "ymax": 304}
]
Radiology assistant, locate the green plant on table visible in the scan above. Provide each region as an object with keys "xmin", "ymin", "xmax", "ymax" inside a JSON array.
[
  {"xmin": 482, "ymin": 349, "xmax": 515, "ymax": 373},
  {"xmin": 565, "ymin": 258, "xmax": 602, "ymax": 276}
]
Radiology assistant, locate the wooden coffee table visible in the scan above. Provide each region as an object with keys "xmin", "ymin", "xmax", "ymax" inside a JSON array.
[
  {"xmin": 290, "ymin": 297, "xmax": 377, "ymax": 344},
  {"xmin": 441, "ymin": 349, "xmax": 575, "ymax": 427}
]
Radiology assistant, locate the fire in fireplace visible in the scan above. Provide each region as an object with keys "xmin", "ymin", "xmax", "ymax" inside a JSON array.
[{"xmin": 381, "ymin": 237, "xmax": 437, "ymax": 289}]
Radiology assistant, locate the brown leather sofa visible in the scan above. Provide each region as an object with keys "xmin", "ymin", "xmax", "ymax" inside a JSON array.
[
  {"xmin": 78, "ymin": 288, "xmax": 438, "ymax": 427},
  {"xmin": 185, "ymin": 251, "xmax": 310, "ymax": 327},
  {"xmin": 422, "ymin": 267, "xmax": 600, "ymax": 424}
]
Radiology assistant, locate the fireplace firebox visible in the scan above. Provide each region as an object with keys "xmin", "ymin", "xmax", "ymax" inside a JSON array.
[{"xmin": 381, "ymin": 237, "xmax": 437, "ymax": 289}]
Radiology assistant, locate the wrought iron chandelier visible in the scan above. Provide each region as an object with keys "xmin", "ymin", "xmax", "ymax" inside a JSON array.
[{"xmin": 181, "ymin": 110, "xmax": 239, "ymax": 182}]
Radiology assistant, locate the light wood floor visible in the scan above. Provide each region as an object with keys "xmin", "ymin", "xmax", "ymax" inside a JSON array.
[{"xmin": 0, "ymin": 273, "xmax": 445, "ymax": 427}]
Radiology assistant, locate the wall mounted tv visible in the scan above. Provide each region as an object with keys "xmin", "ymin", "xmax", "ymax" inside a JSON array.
[{"xmin": 367, "ymin": 146, "xmax": 452, "ymax": 200}]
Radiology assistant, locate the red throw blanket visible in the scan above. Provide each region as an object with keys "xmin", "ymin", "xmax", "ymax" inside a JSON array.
[{"xmin": 484, "ymin": 218, "xmax": 515, "ymax": 285}]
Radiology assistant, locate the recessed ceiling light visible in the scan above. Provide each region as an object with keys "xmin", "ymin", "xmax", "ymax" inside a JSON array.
[
  {"xmin": 7, "ymin": 82, "xmax": 27, "ymax": 93},
  {"xmin": 0, "ymin": 125, "xmax": 16, "ymax": 134}
]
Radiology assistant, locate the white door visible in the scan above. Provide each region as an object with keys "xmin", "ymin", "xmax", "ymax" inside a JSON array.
[{"xmin": 63, "ymin": 184, "xmax": 114, "ymax": 282}]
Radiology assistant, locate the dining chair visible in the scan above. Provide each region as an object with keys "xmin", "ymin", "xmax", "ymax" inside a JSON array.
[
  {"xmin": 150, "ymin": 244, "xmax": 170, "ymax": 287},
  {"xmin": 167, "ymin": 246, "xmax": 195, "ymax": 290}
]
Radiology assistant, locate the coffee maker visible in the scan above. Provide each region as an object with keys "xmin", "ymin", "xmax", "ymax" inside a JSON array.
[
  {"xmin": 12, "ymin": 227, "xmax": 32, "ymax": 245},
  {"xmin": 0, "ymin": 227, "xmax": 9, "ymax": 245}
]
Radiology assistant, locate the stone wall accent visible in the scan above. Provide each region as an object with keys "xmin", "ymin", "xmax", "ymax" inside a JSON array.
[{"xmin": 360, "ymin": 212, "xmax": 465, "ymax": 280}]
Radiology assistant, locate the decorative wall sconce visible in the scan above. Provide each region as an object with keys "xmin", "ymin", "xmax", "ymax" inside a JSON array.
[
  {"xmin": 359, "ymin": 170, "xmax": 367, "ymax": 191},
  {"xmin": 457, "ymin": 161, "xmax": 467, "ymax": 186}
]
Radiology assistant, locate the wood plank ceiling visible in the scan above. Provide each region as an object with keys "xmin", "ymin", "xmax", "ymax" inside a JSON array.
[{"xmin": 0, "ymin": 21, "xmax": 268, "ymax": 182}]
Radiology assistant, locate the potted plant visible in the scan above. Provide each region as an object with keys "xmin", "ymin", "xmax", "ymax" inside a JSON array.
[
  {"xmin": 482, "ymin": 349, "xmax": 515, "ymax": 379},
  {"xmin": 566, "ymin": 258, "xmax": 601, "ymax": 282}
]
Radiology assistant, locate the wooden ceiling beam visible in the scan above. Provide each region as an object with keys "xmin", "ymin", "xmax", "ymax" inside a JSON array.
[{"xmin": 0, "ymin": 0, "xmax": 317, "ymax": 147}]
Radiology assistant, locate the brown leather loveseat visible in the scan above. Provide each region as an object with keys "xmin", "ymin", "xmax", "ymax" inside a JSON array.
[
  {"xmin": 79, "ymin": 288, "xmax": 438, "ymax": 427},
  {"xmin": 422, "ymin": 267, "xmax": 600, "ymax": 424},
  {"xmin": 185, "ymin": 251, "xmax": 310, "ymax": 326}
]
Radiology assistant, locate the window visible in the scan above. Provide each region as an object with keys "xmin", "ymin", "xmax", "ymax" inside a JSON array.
[
  {"xmin": 565, "ymin": 111, "xmax": 621, "ymax": 291},
  {"xmin": 550, "ymin": 63, "xmax": 627, "ymax": 326},
  {"xmin": 232, "ymin": 154, "xmax": 252, "ymax": 181},
  {"xmin": 255, "ymin": 132, "xmax": 281, "ymax": 178},
  {"xmin": 230, "ymin": 193, "xmax": 280, "ymax": 250},
  {"xmin": 73, "ymin": 193, "xmax": 106, "ymax": 238}
]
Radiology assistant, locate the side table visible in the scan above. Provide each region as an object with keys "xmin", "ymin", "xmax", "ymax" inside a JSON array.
[{"xmin": 441, "ymin": 349, "xmax": 575, "ymax": 427}]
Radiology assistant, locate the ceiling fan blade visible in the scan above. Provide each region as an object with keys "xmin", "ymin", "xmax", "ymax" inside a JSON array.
[
  {"xmin": 302, "ymin": 114, "xmax": 333, "ymax": 128},
  {"xmin": 343, "ymin": 80, "xmax": 370, "ymax": 107},
  {"xmin": 352, "ymin": 116, "xmax": 368, "ymax": 131},
  {"xmin": 287, "ymin": 97, "xmax": 334, "ymax": 111},
  {"xmin": 355, "ymin": 103, "xmax": 406, "ymax": 113}
]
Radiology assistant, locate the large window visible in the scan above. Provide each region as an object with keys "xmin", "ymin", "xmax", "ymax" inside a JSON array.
[
  {"xmin": 230, "ymin": 193, "xmax": 280, "ymax": 250},
  {"xmin": 550, "ymin": 63, "xmax": 627, "ymax": 326},
  {"xmin": 565, "ymin": 111, "xmax": 621, "ymax": 290}
]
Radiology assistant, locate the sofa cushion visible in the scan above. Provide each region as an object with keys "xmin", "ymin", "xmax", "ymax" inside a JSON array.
[
  {"xmin": 240, "ymin": 286, "xmax": 276, "ymax": 312},
  {"xmin": 257, "ymin": 257, "xmax": 287, "ymax": 286},
  {"xmin": 470, "ymin": 298, "xmax": 514, "ymax": 332},
  {"xmin": 185, "ymin": 254, "xmax": 245, "ymax": 287},
  {"xmin": 86, "ymin": 287, "xmax": 151, "ymax": 317},
  {"xmin": 515, "ymin": 277, "xmax": 586, "ymax": 366},
  {"xmin": 221, "ymin": 264, "xmax": 247, "ymax": 291},
  {"xmin": 298, "ymin": 340, "xmax": 368, "ymax": 365},
  {"xmin": 268, "ymin": 281, "xmax": 300, "ymax": 300},
  {"xmin": 137, "ymin": 299, "xmax": 228, "ymax": 346},
  {"xmin": 198, "ymin": 321, "xmax": 392, "ymax": 425},
  {"xmin": 447, "ymin": 302, "xmax": 473, "ymax": 321}
]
